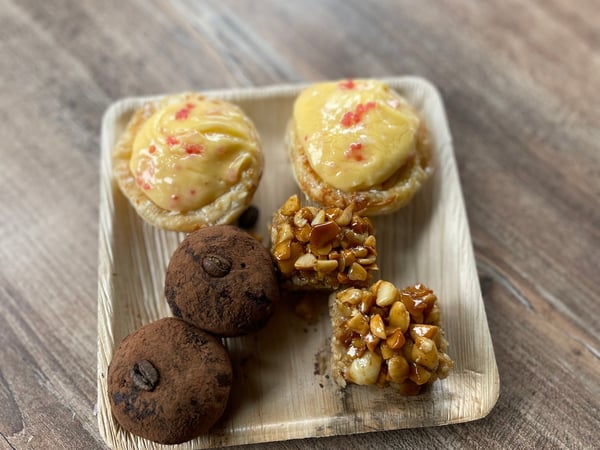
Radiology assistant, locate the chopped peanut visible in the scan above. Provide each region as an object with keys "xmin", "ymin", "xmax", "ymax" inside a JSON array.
[
  {"xmin": 294, "ymin": 253, "xmax": 317, "ymax": 270},
  {"xmin": 270, "ymin": 195, "xmax": 377, "ymax": 290},
  {"xmin": 412, "ymin": 336, "xmax": 439, "ymax": 370},
  {"xmin": 316, "ymin": 259, "xmax": 339, "ymax": 273},
  {"xmin": 280, "ymin": 194, "xmax": 300, "ymax": 216},
  {"xmin": 387, "ymin": 355, "xmax": 409, "ymax": 383},
  {"xmin": 389, "ymin": 301, "xmax": 410, "ymax": 332},
  {"xmin": 386, "ymin": 329, "xmax": 406, "ymax": 350},
  {"xmin": 347, "ymin": 351, "xmax": 382, "ymax": 385},
  {"xmin": 374, "ymin": 280, "xmax": 399, "ymax": 306},
  {"xmin": 369, "ymin": 314, "xmax": 387, "ymax": 339},
  {"xmin": 330, "ymin": 282, "xmax": 453, "ymax": 394}
]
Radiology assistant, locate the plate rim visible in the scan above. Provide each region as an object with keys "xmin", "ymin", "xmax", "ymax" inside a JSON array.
[{"xmin": 97, "ymin": 76, "xmax": 500, "ymax": 449}]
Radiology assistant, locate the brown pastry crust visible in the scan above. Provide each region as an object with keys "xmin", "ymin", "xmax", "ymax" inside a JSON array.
[
  {"xmin": 165, "ymin": 225, "xmax": 280, "ymax": 336},
  {"xmin": 107, "ymin": 318, "xmax": 232, "ymax": 444},
  {"xmin": 287, "ymin": 108, "xmax": 434, "ymax": 215},
  {"xmin": 112, "ymin": 93, "xmax": 263, "ymax": 232}
]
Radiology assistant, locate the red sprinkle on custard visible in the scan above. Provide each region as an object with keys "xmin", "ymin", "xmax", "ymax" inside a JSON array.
[
  {"xmin": 166, "ymin": 136, "xmax": 179, "ymax": 146},
  {"xmin": 338, "ymin": 79, "xmax": 355, "ymax": 90},
  {"xmin": 175, "ymin": 102, "xmax": 195, "ymax": 120},
  {"xmin": 341, "ymin": 111, "xmax": 355, "ymax": 127},
  {"xmin": 340, "ymin": 101, "xmax": 376, "ymax": 127},
  {"xmin": 185, "ymin": 143, "xmax": 204, "ymax": 155},
  {"xmin": 148, "ymin": 145, "xmax": 156, "ymax": 154},
  {"xmin": 345, "ymin": 142, "xmax": 365, "ymax": 161}
]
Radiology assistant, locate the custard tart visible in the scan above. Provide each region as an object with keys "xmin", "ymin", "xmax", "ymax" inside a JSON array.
[
  {"xmin": 112, "ymin": 93, "xmax": 263, "ymax": 232},
  {"xmin": 287, "ymin": 79, "xmax": 433, "ymax": 215}
]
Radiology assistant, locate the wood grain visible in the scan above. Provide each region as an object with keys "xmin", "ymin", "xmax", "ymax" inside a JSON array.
[{"xmin": 0, "ymin": 0, "xmax": 598, "ymax": 449}]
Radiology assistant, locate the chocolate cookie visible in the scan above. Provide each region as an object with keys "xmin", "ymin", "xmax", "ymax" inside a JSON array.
[
  {"xmin": 107, "ymin": 318, "xmax": 232, "ymax": 444},
  {"xmin": 165, "ymin": 224, "xmax": 280, "ymax": 336}
]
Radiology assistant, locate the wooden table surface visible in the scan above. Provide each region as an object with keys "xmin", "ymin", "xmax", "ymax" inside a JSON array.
[{"xmin": 1, "ymin": 1, "xmax": 598, "ymax": 449}]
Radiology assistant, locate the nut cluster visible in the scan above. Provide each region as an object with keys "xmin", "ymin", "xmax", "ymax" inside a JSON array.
[
  {"xmin": 332, "ymin": 282, "xmax": 453, "ymax": 395},
  {"xmin": 270, "ymin": 195, "xmax": 378, "ymax": 289}
]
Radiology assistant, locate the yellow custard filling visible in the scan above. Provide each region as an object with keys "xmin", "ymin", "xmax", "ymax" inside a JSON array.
[
  {"xmin": 293, "ymin": 79, "xmax": 420, "ymax": 191},
  {"xmin": 129, "ymin": 95, "xmax": 260, "ymax": 212}
]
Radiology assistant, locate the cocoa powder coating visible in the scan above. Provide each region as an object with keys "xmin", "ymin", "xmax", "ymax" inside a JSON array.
[
  {"xmin": 165, "ymin": 225, "xmax": 280, "ymax": 336},
  {"xmin": 107, "ymin": 318, "xmax": 232, "ymax": 445}
]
